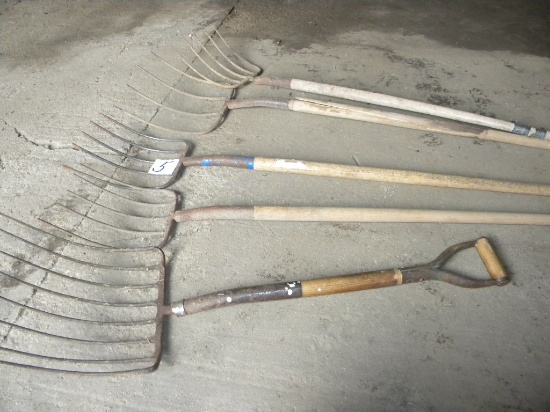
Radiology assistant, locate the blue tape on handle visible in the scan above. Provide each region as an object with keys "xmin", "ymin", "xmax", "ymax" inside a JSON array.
[{"xmin": 246, "ymin": 157, "xmax": 255, "ymax": 170}]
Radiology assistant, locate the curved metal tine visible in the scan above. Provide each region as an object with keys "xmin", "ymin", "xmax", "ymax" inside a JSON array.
[
  {"xmin": 169, "ymin": 44, "xmax": 238, "ymax": 88},
  {"xmin": 0, "ymin": 294, "xmax": 153, "ymax": 326},
  {"xmin": 138, "ymin": 65, "xmax": 228, "ymax": 101},
  {"xmin": 0, "ymin": 219, "xmax": 163, "ymax": 298},
  {"xmin": 0, "ymin": 225, "xmax": 151, "ymax": 273},
  {"xmin": 152, "ymin": 49, "xmax": 225, "ymax": 90},
  {"xmin": 183, "ymin": 33, "xmax": 248, "ymax": 87},
  {"xmin": 210, "ymin": 29, "xmax": 262, "ymax": 77},
  {"xmin": 156, "ymin": 48, "xmax": 236, "ymax": 90},
  {"xmin": 0, "ymin": 249, "xmax": 154, "ymax": 292},
  {"xmin": 73, "ymin": 140, "xmax": 186, "ymax": 190},
  {"xmin": 112, "ymin": 106, "xmax": 229, "ymax": 137},
  {"xmin": 189, "ymin": 31, "xmax": 251, "ymax": 81},
  {"xmin": 0, "ymin": 306, "xmax": 161, "ymax": 373},
  {"xmin": 101, "ymin": 112, "xmax": 194, "ymax": 142},
  {"xmin": 0, "ymin": 349, "xmax": 159, "ymax": 375},
  {"xmin": 41, "ymin": 204, "xmax": 169, "ymax": 250},
  {"xmin": 66, "ymin": 166, "xmax": 179, "ymax": 206},
  {"xmin": 127, "ymin": 84, "xmax": 224, "ymax": 118},
  {"xmin": 200, "ymin": 28, "xmax": 261, "ymax": 77},
  {"xmin": 71, "ymin": 161, "xmax": 182, "ymax": 191},
  {"xmin": 90, "ymin": 121, "xmax": 191, "ymax": 154},
  {"xmin": 80, "ymin": 132, "xmax": 154, "ymax": 165},
  {"xmin": 43, "ymin": 180, "xmax": 175, "ymax": 248},
  {"xmin": 73, "ymin": 140, "xmax": 152, "ymax": 172},
  {"xmin": 0, "ymin": 215, "xmax": 167, "ymax": 373},
  {"xmin": 65, "ymin": 185, "xmax": 173, "ymax": 220},
  {"xmin": 0, "ymin": 211, "xmax": 99, "ymax": 252}
]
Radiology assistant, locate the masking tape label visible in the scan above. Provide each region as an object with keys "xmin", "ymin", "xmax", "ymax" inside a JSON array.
[{"xmin": 148, "ymin": 159, "xmax": 180, "ymax": 175}]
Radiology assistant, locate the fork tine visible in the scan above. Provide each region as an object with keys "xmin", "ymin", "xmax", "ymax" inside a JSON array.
[
  {"xmin": 154, "ymin": 49, "xmax": 233, "ymax": 90},
  {"xmin": 189, "ymin": 30, "xmax": 251, "ymax": 81},
  {"xmin": 127, "ymin": 84, "xmax": 224, "ymax": 118},
  {"xmin": 211, "ymin": 28, "xmax": 262, "ymax": 75},
  {"xmin": 183, "ymin": 35, "xmax": 246, "ymax": 86},
  {"xmin": 100, "ymin": 113, "xmax": 196, "ymax": 141},
  {"xmin": 113, "ymin": 105, "xmax": 229, "ymax": 137},
  {"xmin": 40, "ymin": 174, "xmax": 178, "ymax": 248},
  {"xmin": 0, "ymin": 216, "xmax": 166, "ymax": 373},
  {"xmin": 139, "ymin": 65, "xmax": 229, "ymax": 101},
  {"xmin": 200, "ymin": 28, "xmax": 261, "ymax": 77},
  {"xmin": 90, "ymin": 121, "xmax": 189, "ymax": 154}
]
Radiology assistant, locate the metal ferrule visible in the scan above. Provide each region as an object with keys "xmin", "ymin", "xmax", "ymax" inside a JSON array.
[{"xmin": 171, "ymin": 302, "xmax": 186, "ymax": 316}]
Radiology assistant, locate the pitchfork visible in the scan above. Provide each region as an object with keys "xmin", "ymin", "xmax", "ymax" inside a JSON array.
[
  {"xmin": 71, "ymin": 116, "xmax": 550, "ymax": 196},
  {"xmin": 39, "ymin": 172, "xmax": 550, "ymax": 250},
  {"xmin": 131, "ymin": 28, "xmax": 550, "ymax": 150},
  {"xmin": 0, "ymin": 211, "xmax": 509, "ymax": 374}
]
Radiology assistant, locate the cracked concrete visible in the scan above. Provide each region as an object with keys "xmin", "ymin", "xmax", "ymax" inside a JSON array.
[{"xmin": 1, "ymin": 1, "xmax": 550, "ymax": 411}]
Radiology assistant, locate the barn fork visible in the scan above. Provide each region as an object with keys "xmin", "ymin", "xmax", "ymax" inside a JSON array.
[
  {"xmin": 134, "ymin": 28, "xmax": 549, "ymax": 149},
  {"xmin": 71, "ymin": 116, "xmax": 550, "ymax": 196},
  {"xmin": 40, "ymin": 171, "xmax": 550, "ymax": 250},
  {"xmin": 0, "ymin": 213, "xmax": 509, "ymax": 374}
]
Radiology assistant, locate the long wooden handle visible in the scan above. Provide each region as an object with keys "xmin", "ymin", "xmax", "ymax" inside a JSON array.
[
  {"xmin": 288, "ymin": 79, "xmax": 549, "ymax": 139},
  {"xmin": 252, "ymin": 157, "xmax": 550, "ymax": 197},
  {"xmin": 288, "ymin": 98, "xmax": 550, "ymax": 150},
  {"xmin": 253, "ymin": 207, "xmax": 550, "ymax": 225},
  {"xmin": 173, "ymin": 206, "xmax": 550, "ymax": 226}
]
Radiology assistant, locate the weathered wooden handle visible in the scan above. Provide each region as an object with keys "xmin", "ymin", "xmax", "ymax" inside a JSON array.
[
  {"xmin": 182, "ymin": 155, "xmax": 550, "ymax": 196},
  {"xmin": 253, "ymin": 157, "xmax": 550, "ymax": 196},
  {"xmin": 252, "ymin": 207, "xmax": 550, "ymax": 226},
  {"xmin": 288, "ymin": 79, "xmax": 549, "ymax": 139},
  {"xmin": 301, "ymin": 269, "xmax": 402, "ymax": 297},
  {"xmin": 288, "ymin": 98, "xmax": 550, "ymax": 150},
  {"xmin": 173, "ymin": 206, "xmax": 550, "ymax": 226},
  {"xmin": 475, "ymin": 238, "xmax": 509, "ymax": 285}
]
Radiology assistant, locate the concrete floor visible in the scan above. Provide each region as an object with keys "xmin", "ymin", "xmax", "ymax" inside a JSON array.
[{"xmin": 1, "ymin": 0, "xmax": 549, "ymax": 410}]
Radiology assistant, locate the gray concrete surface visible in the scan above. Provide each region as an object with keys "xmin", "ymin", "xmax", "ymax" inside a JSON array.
[{"xmin": 1, "ymin": 0, "xmax": 549, "ymax": 410}]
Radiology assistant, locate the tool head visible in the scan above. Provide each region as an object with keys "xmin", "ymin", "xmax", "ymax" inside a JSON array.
[
  {"xmin": 0, "ymin": 212, "xmax": 167, "ymax": 374},
  {"xmin": 42, "ymin": 170, "xmax": 180, "ymax": 249},
  {"xmin": 166, "ymin": 28, "xmax": 262, "ymax": 89},
  {"xmin": 73, "ymin": 115, "xmax": 195, "ymax": 189},
  {"xmin": 116, "ymin": 27, "xmax": 262, "ymax": 139}
]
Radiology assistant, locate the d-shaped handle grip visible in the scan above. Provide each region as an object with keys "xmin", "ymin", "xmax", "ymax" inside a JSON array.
[{"xmin": 475, "ymin": 238, "xmax": 509, "ymax": 286}]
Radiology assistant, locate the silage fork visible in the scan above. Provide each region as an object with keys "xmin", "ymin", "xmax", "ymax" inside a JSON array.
[
  {"xmin": 134, "ymin": 28, "xmax": 550, "ymax": 150},
  {"xmin": 70, "ymin": 116, "xmax": 550, "ymax": 196},
  {"xmin": 40, "ymin": 172, "xmax": 550, "ymax": 250},
  {"xmin": 0, "ymin": 211, "xmax": 508, "ymax": 373}
]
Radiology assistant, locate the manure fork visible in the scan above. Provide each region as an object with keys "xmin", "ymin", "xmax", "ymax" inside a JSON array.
[{"xmin": 0, "ymin": 214, "xmax": 509, "ymax": 374}]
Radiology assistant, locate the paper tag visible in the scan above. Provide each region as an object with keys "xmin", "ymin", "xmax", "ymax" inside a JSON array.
[{"xmin": 148, "ymin": 159, "xmax": 180, "ymax": 175}]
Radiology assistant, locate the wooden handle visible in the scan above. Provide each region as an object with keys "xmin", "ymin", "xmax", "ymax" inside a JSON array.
[
  {"xmin": 301, "ymin": 269, "xmax": 402, "ymax": 297},
  {"xmin": 173, "ymin": 206, "xmax": 254, "ymax": 222},
  {"xmin": 475, "ymin": 238, "xmax": 509, "ymax": 285},
  {"xmin": 253, "ymin": 157, "xmax": 550, "ymax": 197},
  {"xmin": 290, "ymin": 99, "xmax": 483, "ymax": 137},
  {"xmin": 289, "ymin": 79, "xmax": 549, "ymax": 138},
  {"xmin": 480, "ymin": 129, "xmax": 550, "ymax": 150},
  {"xmin": 173, "ymin": 206, "xmax": 550, "ymax": 226},
  {"xmin": 252, "ymin": 207, "xmax": 550, "ymax": 226},
  {"xmin": 289, "ymin": 99, "xmax": 550, "ymax": 150},
  {"xmin": 174, "ymin": 270, "xmax": 402, "ymax": 316}
]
